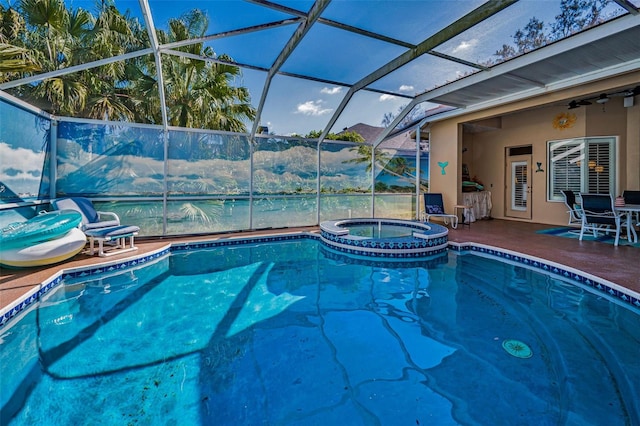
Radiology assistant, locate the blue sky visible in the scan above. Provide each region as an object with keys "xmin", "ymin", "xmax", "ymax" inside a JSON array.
[{"xmin": 5, "ymin": 0, "xmax": 628, "ymax": 136}]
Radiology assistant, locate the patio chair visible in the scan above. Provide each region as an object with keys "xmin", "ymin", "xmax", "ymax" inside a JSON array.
[
  {"xmin": 560, "ymin": 189, "xmax": 582, "ymax": 226},
  {"xmin": 52, "ymin": 197, "xmax": 120, "ymax": 231},
  {"xmin": 579, "ymin": 193, "xmax": 621, "ymax": 246},
  {"xmin": 622, "ymin": 190, "xmax": 640, "ymax": 205},
  {"xmin": 622, "ymin": 190, "xmax": 640, "ymax": 225},
  {"xmin": 423, "ymin": 193, "xmax": 458, "ymax": 229}
]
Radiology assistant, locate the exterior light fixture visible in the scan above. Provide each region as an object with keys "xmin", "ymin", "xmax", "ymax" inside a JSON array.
[{"xmin": 596, "ymin": 94, "xmax": 609, "ymax": 104}]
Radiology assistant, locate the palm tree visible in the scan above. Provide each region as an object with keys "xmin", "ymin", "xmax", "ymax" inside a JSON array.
[
  {"xmin": 0, "ymin": 43, "xmax": 40, "ymax": 76},
  {"xmin": 382, "ymin": 156, "xmax": 428, "ymax": 190},
  {"xmin": 343, "ymin": 143, "xmax": 390, "ymax": 173},
  {"xmin": 344, "ymin": 143, "xmax": 427, "ymax": 191},
  {"xmin": 3, "ymin": 3, "xmax": 255, "ymax": 131},
  {"xmin": 0, "ymin": 6, "xmax": 41, "ymax": 79},
  {"xmin": 151, "ymin": 9, "xmax": 256, "ymax": 131},
  {"xmin": 11, "ymin": 0, "xmax": 88, "ymax": 113},
  {"xmin": 79, "ymin": 2, "xmax": 146, "ymax": 121}
]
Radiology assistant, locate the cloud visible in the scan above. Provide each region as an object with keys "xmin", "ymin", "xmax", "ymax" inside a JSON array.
[
  {"xmin": 295, "ymin": 100, "xmax": 332, "ymax": 116},
  {"xmin": 379, "ymin": 94, "xmax": 397, "ymax": 102},
  {"xmin": 452, "ymin": 39, "xmax": 478, "ymax": 54},
  {"xmin": 0, "ymin": 142, "xmax": 44, "ymax": 194},
  {"xmin": 321, "ymin": 86, "xmax": 342, "ymax": 95},
  {"xmin": 399, "ymin": 85, "xmax": 414, "ymax": 92}
]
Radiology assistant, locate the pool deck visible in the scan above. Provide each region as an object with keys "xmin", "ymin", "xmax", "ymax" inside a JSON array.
[{"xmin": 1, "ymin": 219, "xmax": 639, "ymax": 313}]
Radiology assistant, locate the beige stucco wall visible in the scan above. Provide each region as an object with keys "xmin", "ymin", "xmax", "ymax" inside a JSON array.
[
  {"xmin": 625, "ymin": 102, "xmax": 640, "ymax": 190},
  {"xmin": 428, "ymin": 72, "xmax": 640, "ymax": 227},
  {"xmin": 428, "ymin": 121, "xmax": 460, "ymax": 212}
]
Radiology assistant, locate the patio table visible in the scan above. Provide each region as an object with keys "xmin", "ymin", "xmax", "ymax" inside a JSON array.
[{"xmin": 615, "ymin": 203, "xmax": 640, "ymax": 243}]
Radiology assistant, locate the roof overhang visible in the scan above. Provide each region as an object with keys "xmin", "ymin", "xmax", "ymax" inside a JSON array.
[{"xmin": 414, "ymin": 14, "xmax": 640, "ymax": 123}]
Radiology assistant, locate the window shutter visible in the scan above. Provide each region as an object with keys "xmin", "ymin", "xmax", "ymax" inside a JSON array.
[
  {"xmin": 548, "ymin": 137, "xmax": 615, "ymax": 201},
  {"xmin": 513, "ymin": 163, "xmax": 527, "ymax": 209},
  {"xmin": 587, "ymin": 142, "xmax": 611, "ymax": 194},
  {"xmin": 549, "ymin": 141, "xmax": 583, "ymax": 200}
]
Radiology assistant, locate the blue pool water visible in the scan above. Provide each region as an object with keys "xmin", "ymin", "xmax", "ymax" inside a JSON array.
[
  {"xmin": 1, "ymin": 239, "xmax": 639, "ymax": 425},
  {"xmin": 344, "ymin": 223, "xmax": 414, "ymax": 239}
]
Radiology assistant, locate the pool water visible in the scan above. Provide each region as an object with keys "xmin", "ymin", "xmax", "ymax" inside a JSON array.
[
  {"xmin": 343, "ymin": 223, "xmax": 414, "ymax": 239},
  {"xmin": 1, "ymin": 239, "xmax": 639, "ymax": 425}
]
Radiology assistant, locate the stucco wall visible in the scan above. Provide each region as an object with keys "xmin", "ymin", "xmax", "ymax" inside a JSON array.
[
  {"xmin": 428, "ymin": 121, "xmax": 460, "ymax": 212},
  {"xmin": 625, "ymin": 102, "xmax": 640, "ymax": 190}
]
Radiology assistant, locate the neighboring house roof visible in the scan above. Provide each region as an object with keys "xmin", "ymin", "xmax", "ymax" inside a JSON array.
[{"xmin": 338, "ymin": 123, "xmax": 427, "ymax": 154}]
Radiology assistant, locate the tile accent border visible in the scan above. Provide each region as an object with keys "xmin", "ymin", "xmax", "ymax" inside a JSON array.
[
  {"xmin": 2, "ymin": 233, "xmax": 639, "ymax": 329},
  {"xmin": 0, "ymin": 246, "xmax": 171, "ymax": 329},
  {"xmin": 319, "ymin": 219, "xmax": 448, "ymax": 257}
]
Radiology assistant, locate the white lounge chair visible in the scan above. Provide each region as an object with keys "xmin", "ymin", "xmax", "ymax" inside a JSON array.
[
  {"xmin": 52, "ymin": 197, "xmax": 120, "ymax": 231},
  {"xmin": 52, "ymin": 197, "xmax": 139, "ymax": 256}
]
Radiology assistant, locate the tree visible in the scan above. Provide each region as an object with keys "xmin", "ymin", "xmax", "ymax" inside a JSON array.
[
  {"xmin": 343, "ymin": 142, "xmax": 389, "ymax": 173},
  {"xmin": 551, "ymin": 0, "xmax": 608, "ymax": 39},
  {"xmin": 1, "ymin": 3, "xmax": 256, "ymax": 132},
  {"xmin": 494, "ymin": 0, "xmax": 609, "ymax": 63},
  {"xmin": 344, "ymin": 144, "xmax": 427, "ymax": 192},
  {"xmin": 304, "ymin": 129, "xmax": 364, "ymax": 142},
  {"xmin": 136, "ymin": 9, "xmax": 255, "ymax": 131},
  {"xmin": 381, "ymin": 104, "xmax": 426, "ymax": 128},
  {"xmin": 0, "ymin": 6, "xmax": 41, "ymax": 78}
]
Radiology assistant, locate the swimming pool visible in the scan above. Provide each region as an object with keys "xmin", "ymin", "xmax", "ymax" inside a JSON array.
[{"xmin": 1, "ymin": 237, "xmax": 639, "ymax": 425}]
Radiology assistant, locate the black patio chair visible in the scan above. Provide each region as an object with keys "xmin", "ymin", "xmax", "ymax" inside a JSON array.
[
  {"xmin": 560, "ymin": 189, "xmax": 582, "ymax": 227},
  {"xmin": 579, "ymin": 193, "xmax": 621, "ymax": 246}
]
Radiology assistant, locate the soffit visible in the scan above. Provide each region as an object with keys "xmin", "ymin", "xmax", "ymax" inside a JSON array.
[{"xmin": 424, "ymin": 15, "xmax": 640, "ymax": 114}]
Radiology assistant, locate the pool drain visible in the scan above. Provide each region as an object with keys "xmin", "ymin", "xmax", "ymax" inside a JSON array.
[{"xmin": 502, "ymin": 339, "xmax": 533, "ymax": 358}]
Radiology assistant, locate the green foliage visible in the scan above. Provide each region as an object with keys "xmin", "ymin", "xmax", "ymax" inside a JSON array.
[
  {"xmin": 0, "ymin": 3, "xmax": 256, "ymax": 131},
  {"xmin": 304, "ymin": 130, "xmax": 365, "ymax": 142}
]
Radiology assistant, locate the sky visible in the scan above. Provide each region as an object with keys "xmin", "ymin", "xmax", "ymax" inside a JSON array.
[{"xmin": 3, "ymin": 0, "xmax": 629, "ymax": 136}]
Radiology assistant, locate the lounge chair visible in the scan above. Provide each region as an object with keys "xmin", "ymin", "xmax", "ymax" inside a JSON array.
[
  {"xmin": 423, "ymin": 193, "xmax": 458, "ymax": 228},
  {"xmin": 579, "ymin": 193, "xmax": 621, "ymax": 246},
  {"xmin": 83, "ymin": 225, "xmax": 140, "ymax": 257},
  {"xmin": 560, "ymin": 189, "xmax": 582, "ymax": 226},
  {"xmin": 52, "ymin": 197, "xmax": 120, "ymax": 231},
  {"xmin": 52, "ymin": 197, "xmax": 139, "ymax": 257}
]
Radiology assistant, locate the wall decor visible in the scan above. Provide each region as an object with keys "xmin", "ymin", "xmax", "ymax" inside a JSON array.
[
  {"xmin": 438, "ymin": 161, "xmax": 449, "ymax": 175},
  {"xmin": 552, "ymin": 112, "xmax": 577, "ymax": 130}
]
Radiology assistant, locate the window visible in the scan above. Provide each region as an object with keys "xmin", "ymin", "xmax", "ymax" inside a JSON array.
[{"xmin": 547, "ymin": 137, "xmax": 617, "ymax": 201}]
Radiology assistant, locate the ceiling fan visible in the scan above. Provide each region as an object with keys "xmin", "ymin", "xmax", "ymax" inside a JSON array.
[
  {"xmin": 568, "ymin": 99, "xmax": 591, "ymax": 109},
  {"xmin": 566, "ymin": 85, "xmax": 640, "ymax": 109}
]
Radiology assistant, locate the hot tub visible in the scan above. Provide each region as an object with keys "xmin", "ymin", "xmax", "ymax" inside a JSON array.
[{"xmin": 319, "ymin": 218, "xmax": 448, "ymax": 259}]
